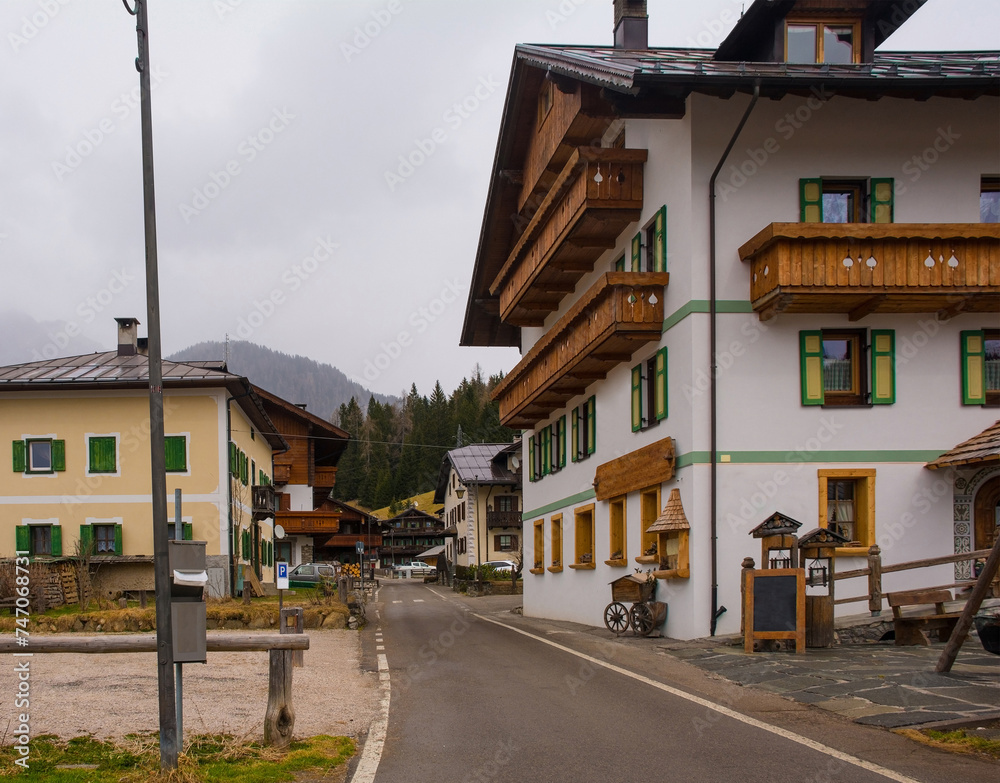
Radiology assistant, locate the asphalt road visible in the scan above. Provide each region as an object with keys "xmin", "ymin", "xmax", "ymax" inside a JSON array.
[{"xmin": 351, "ymin": 580, "xmax": 996, "ymax": 783}]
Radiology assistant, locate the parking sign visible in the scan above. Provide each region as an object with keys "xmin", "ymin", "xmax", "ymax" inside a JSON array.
[
  {"xmin": 356, "ymin": 540, "xmax": 364, "ymax": 554},
  {"xmin": 276, "ymin": 561, "xmax": 289, "ymax": 590}
]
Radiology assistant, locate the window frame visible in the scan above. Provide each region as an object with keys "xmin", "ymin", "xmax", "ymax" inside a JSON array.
[
  {"xmin": 532, "ymin": 519, "xmax": 545, "ymax": 572},
  {"xmin": 981, "ymin": 176, "xmax": 1000, "ymax": 223},
  {"xmin": 570, "ymin": 504, "xmax": 596, "ymax": 569},
  {"xmin": 799, "ymin": 177, "xmax": 893, "ymax": 224},
  {"xmin": 606, "ymin": 496, "xmax": 627, "ymax": 566},
  {"xmin": 801, "ymin": 329, "xmax": 889, "ymax": 408},
  {"xmin": 27, "ymin": 439, "xmax": 53, "ymax": 473},
  {"xmin": 548, "ymin": 514, "xmax": 563, "ymax": 572},
  {"xmin": 784, "ymin": 18, "xmax": 861, "ymax": 64},
  {"xmin": 817, "ymin": 468, "xmax": 875, "ymax": 556},
  {"xmin": 636, "ymin": 486, "xmax": 660, "ymax": 564}
]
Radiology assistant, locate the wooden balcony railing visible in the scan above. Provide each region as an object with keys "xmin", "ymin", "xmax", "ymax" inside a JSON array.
[
  {"xmin": 251, "ymin": 485, "xmax": 276, "ymax": 520},
  {"xmin": 325, "ymin": 533, "xmax": 383, "ymax": 548},
  {"xmin": 487, "ymin": 510, "xmax": 522, "ymax": 529},
  {"xmin": 275, "ymin": 510, "xmax": 342, "ymax": 535},
  {"xmin": 739, "ymin": 223, "xmax": 1000, "ymax": 321},
  {"xmin": 490, "ymin": 147, "xmax": 647, "ymax": 327},
  {"xmin": 272, "ymin": 463, "xmax": 291, "ymax": 484},
  {"xmin": 313, "ymin": 465, "xmax": 337, "ymax": 488},
  {"xmin": 494, "ymin": 272, "xmax": 669, "ymax": 429}
]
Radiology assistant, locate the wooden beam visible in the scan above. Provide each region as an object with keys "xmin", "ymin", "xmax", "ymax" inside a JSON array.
[
  {"xmin": 937, "ymin": 297, "xmax": 970, "ymax": 321},
  {"xmin": 591, "ymin": 352, "xmax": 632, "ymax": 363},
  {"xmin": 848, "ymin": 295, "xmax": 887, "ymax": 321},
  {"xmin": 499, "ymin": 169, "xmax": 523, "ymax": 186},
  {"xmin": 0, "ymin": 633, "xmax": 311, "ymax": 654},
  {"xmin": 565, "ymin": 236, "xmax": 618, "ymax": 250},
  {"xmin": 264, "ymin": 649, "xmax": 296, "ymax": 748},
  {"xmin": 594, "ymin": 437, "xmax": 675, "ymax": 501}
]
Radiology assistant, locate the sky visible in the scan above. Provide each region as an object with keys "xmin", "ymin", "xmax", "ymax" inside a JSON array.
[{"xmin": 2, "ymin": 0, "xmax": 998, "ymax": 400}]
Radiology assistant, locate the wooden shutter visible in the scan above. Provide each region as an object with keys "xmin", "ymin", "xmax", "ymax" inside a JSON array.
[
  {"xmin": 586, "ymin": 396, "xmax": 596, "ymax": 454},
  {"xmin": 961, "ymin": 330, "xmax": 986, "ymax": 405},
  {"xmin": 528, "ymin": 436, "xmax": 536, "ymax": 481},
  {"xmin": 79, "ymin": 525, "xmax": 94, "ymax": 556},
  {"xmin": 541, "ymin": 428, "xmax": 550, "ymax": 475},
  {"xmin": 229, "ymin": 442, "xmax": 237, "ymax": 476},
  {"xmin": 165, "ymin": 436, "xmax": 186, "ymax": 472},
  {"xmin": 12, "ymin": 440, "xmax": 25, "ymax": 472},
  {"xmin": 652, "ymin": 205, "xmax": 666, "ymax": 272},
  {"xmin": 800, "ymin": 331, "xmax": 825, "ymax": 405},
  {"xmin": 89, "ymin": 437, "xmax": 115, "ymax": 472},
  {"xmin": 183, "ymin": 522, "xmax": 193, "ymax": 541},
  {"xmin": 631, "ymin": 364, "xmax": 644, "ymax": 432},
  {"xmin": 870, "ymin": 330, "xmax": 895, "ymax": 404},
  {"xmin": 654, "ymin": 347, "xmax": 668, "ymax": 420},
  {"xmin": 51, "ymin": 526, "xmax": 62, "ymax": 557},
  {"xmin": 558, "ymin": 416, "xmax": 567, "ymax": 469},
  {"xmin": 870, "ymin": 178, "xmax": 894, "ymax": 224},
  {"xmin": 52, "ymin": 440, "xmax": 66, "ymax": 471},
  {"xmin": 15, "ymin": 525, "xmax": 30, "ymax": 553},
  {"xmin": 799, "ymin": 178, "xmax": 823, "ymax": 222},
  {"xmin": 571, "ymin": 412, "xmax": 579, "ymax": 463},
  {"xmin": 113, "ymin": 524, "xmax": 123, "ymax": 556},
  {"xmin": 631, "ymin": 233, "xmax": 641, "ymax": 271}
]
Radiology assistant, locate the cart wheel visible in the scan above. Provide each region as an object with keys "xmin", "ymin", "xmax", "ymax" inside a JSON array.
[
  {"xmin": 603, "ymin": 602, "xmax": 630, "ymax": 635},
  {"xmin": 630, "ymin": 602, "xmax": 655, "ymax": 636}
]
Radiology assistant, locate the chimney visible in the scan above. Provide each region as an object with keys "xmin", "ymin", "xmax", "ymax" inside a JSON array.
[
  {"xmin": 614, "ymin": 0, "xmax": 648, "ymax": 49},
  {"xmin": 115, "ymin": 317, "xmax": 141, "ymax": 357}
]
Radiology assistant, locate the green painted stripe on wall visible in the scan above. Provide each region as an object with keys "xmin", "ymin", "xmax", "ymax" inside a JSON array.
[
  {"xmin": 522, "ymin": 488, "xmax": 596, "ymax": 521},
  {"xmin": 661, "ymin": 300, "xmax": 753, "ymax": 333},
  {"xmin": 677, "ymin": 449, "xmax": 945, "ymax": 465}
]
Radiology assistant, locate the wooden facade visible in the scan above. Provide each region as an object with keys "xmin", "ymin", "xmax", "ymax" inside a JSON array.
[
  {"xmin": 740, "ymin": 223, "xmax": 1000, "ymax": 321},
  {"xmin": 275, "ymin": 510, "xmax": 341, "ymax": 536},
  {"xmin": 494, "ymin": 272, "xmax": 668, "ymax": 428},
  {"xmin": 490, "ymin": 147, "xmax": 648, "ymax": 326}
]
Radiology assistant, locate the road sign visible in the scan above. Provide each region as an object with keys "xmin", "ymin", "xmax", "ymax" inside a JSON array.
[
  {"xmin": 276, "ymin": 561, "xmax": 289, "ymax": 590},
  {"xmin": 356, "ymin": 541, "xmax": 364, "ymax": 554}
]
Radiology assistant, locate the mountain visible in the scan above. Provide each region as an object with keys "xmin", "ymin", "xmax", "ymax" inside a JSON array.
[{"xmin": 168, "ymin": 340, "xmax": 394, "ymax": 421}]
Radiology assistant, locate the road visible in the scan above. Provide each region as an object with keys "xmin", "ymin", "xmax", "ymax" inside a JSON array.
[{"xmin": 349, "ymin": 580, "xmax": 995, "ymax": 783}]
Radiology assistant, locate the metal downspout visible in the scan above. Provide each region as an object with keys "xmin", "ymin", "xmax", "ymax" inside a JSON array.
[{"xmin": 708, "ymin": 81, "xmax": 760, "ymax": 636}]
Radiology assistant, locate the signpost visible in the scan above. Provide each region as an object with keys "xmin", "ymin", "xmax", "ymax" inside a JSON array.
[
  {"xmin": 276, "ymin": 561, "xmax": 288, "ymax": 614},
  {"xmin": 357, "ymin": 540, "xmax": 364, "ymax": 593}
]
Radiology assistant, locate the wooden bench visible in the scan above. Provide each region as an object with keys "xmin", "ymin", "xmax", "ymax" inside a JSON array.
[{"xmin": 887, "ymin": 589, "xmax": 962, "ymax": 646}]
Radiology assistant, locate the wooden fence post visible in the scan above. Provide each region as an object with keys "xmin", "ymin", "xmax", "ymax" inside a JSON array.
[
  {"xmin": 264, "ymin": 649, "xmax": 295, "ymax": 748},
  {"xmin": 867, "ymin": 545, "xmax": 882, "ymax": 616}
]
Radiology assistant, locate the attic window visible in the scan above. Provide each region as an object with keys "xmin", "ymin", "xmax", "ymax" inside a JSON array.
[
  {"xmin": 786, "ymin": 20, "xmax": 859, "ymax": 64},
  {"xmin": 537, "ymin": 80, "xmax": 554, "ymax": 128}
]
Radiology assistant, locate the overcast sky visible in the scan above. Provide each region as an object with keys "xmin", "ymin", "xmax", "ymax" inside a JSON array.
[{"xmin": 2, "ymin": 0, "xmax": 998, "ymax": 399}]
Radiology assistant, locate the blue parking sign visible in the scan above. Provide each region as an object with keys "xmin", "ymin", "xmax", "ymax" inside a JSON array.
[{"xmin": 276, "ymin": 561, "xmax": 288, "ymax": 590}]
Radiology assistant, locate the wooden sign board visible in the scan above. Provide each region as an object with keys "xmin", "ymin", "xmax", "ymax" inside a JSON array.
[
  {"xmin": 743, "ymin": 568, "xmax": 805, "ymax": 654},
  {"xmin": 594, "ymin": 436, "xmax": 675, "ymax": 501}
]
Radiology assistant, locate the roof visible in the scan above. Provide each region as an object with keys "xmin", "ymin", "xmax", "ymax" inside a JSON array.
[
  {"xmin": 433, "ymin": 442, "xmax": 521, "ymax": 503},
  {"xmin": 646, "ymin": 488, "xmax": 690, "ymax": 534},
  {"xmin": 0, "ymin": 351, "xmax": 288, "ymax": 452},
  {"xmin": 750, "ymin": 511, "xmax": 804, "ymax": 537},
  {"xmin": 926, "ymin": 420, "xmax": 1000, "ymax": 470},
  {"xmin": 252, "ymin": 385, "xmax": 351, "ymax": 464}
]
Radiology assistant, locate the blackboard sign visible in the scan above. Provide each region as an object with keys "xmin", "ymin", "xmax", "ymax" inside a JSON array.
[{"xmin": 743, "ymin": 568, "xmax": 805, "ymax": 653}]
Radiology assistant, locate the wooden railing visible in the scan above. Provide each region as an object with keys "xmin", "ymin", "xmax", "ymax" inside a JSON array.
[
  {"xmin": 486, "ymin": 510, "xmax": 522, "ymax": 529},
  {"xmin": 739, "ymin": 223, "xmax": 1000, "ymax": 321},
  {"xmin": 313, "ymin": 465, "xmax": 337, "ymax": 488},
  {"xmin": 494, "ymin": 272, "xmax": 668, "ymax": 429},
  {"xmin": 275, "ymin": 510, "xmax": 341, "ymax": 535},
  {"xmin": 490, "ymin": 147, "xmax": 647, "ymax": 326},
  {"xmin": 252, "ymin": 485, "xmax": 276, "ymax": 520}
]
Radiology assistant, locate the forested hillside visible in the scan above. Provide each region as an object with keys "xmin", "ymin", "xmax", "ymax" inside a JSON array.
[
  {"xmin": 331, "ymin": 370, "xmax": 516, "ymax": 511},
  {"xmin": 169, "ymin": 340, "xmax": 395, "ymax": 420}
]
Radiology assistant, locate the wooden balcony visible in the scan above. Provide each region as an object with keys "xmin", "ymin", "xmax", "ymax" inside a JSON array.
[
  {"xmin": 739, "ymin": 223, "xmax": 1000, "ymax": 322},
  {"xmin": 494, "ymin": 272, "xmax": 669, "ymax": 429},
  {"xmin": 313, "ymin": 465, "xmax": 337, "ymax": 489},
  {"xmin": 487, "ymin": 510, "xmax": 522, "ymax": 529},
  {"xmin": 272, "ymin": 463, "xmax": 291, "ymax": 484},
  {"xmin": 324, "ymin": 533, "xmax": 383, "ymax": 548},
  {"xmin": 251, "ymin": 485, "xmax": 275, "ymax": 520},
  {"xmin": 489, "ymin": 147, "xmax": 647, "ymax": 327},
  {"xmin": 275, "ymin": 510, "xmax": 341, "ymax": 536}
]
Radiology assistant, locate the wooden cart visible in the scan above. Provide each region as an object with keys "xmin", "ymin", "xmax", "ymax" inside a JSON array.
[{"xmin": 604, "ymin": 574, "xmax": 667, "ymax": 636}]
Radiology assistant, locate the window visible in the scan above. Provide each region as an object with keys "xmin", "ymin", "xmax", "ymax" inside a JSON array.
[
  {"xmin": 799, "ymin": 178, "xmax": 893, "ymax": 223},
  {"xmin": 614, "ymin": 255, "xmax": 626, "ymax": 272},
  {"xmin": 80, "ymin": 522, "xmax": 122, "ymax": 556},
  {"xmin": 637, "ymin": 486, "xmax": 660, "ymax": 563},
  {"xmin": 644, "ymin": 205, "xmax": 667, "ymax": 272},
  {"xmin": 551, "ymin": 417, "xmax": 565, "ymax": 472},
  {"xmin": 571, "ymin": 504, "xmax": 595, "ymax": 568},
  {"xmin": 88, "ymin": 436, "xmax": 117, "ymax": 474},
  {"xmin": 961, "ymin": 329, "xmax": 1000, "ymax": 406},
  {"xmin": 571, "ymin": 396, "xmax": 596, "ymax": 461},
  {"xmin": 167, "ymin": 522, "xmax": 193, "ymax": 541},
  {"xmin": 631, "ymin": 347, "xmax": 668, "ymax": 431},
  {"xmin": 982, "ymin": 177, "xmax": 1000, "ymax": 223},
  {"xmin": 165, "ymin": 436, "xmax": 187, "ymax": 472},
  {"xmin": 785, "ymin": 20, "xmax": 859, "ymax": 64},
  {"xmin": 532, "ymin": 520, "xmax": 545, "ymax": 571},
  {"xmin": 799, "ymin": 329, "xmax": 895, "ymax": 407},
  {"xmin": 15, "ymin": 524, "xmax": 61, "ymax": 557},
  {"xmin": 12, "ymin": 439, "xmax": 66, "ymax": 474},
  {"xmin": 818, "ymin": 469, "xmax": 875, "ymax": 554},
  {"xmin": 497, "ymin": 496, "xmax": 518, "ymax": 513},
  {"xmin": 607, "ymin": 496, "xmax": 626, "ymax": 566},
  {"xmin": 549, "ymin": 514, "xmax": 563, "ymax": 571},
  {"xmin": 537, "ymin": 80, "xmax": 554, "ymax": 127},
  {"xmin": 495, "ymin": 534, "xmax": 518, "ymax": 552}
]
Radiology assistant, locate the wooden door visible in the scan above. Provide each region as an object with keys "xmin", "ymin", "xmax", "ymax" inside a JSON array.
[{"xmin": 974, "ymin": 475, "xmax": 1000, "ymax": 551}]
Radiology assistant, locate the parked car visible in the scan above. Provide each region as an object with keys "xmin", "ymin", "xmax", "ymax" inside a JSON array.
[
  {"xmin": 393, "ymin": 561, "xmax": 436, "ymax": 577},
  {"xmin": 287, "ymin": 562, "xmax": 339, "ymax": 588},
  {"xmin": 483, "ymin": 560, "xmax": 517, "ymax": 573}
]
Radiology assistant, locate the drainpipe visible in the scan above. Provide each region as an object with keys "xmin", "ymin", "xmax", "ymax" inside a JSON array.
[{"xmin": 708, "ymin": 81, "xmax": 760, "ymax": 636}]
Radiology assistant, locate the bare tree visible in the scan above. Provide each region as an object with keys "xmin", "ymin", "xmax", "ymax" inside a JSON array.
[
  {"xmin": 73, "ymin": 535, "xmax": 95, "ymax": 609},
  {"xmin": 510, "ymin": 544, "xmax": 523, "ymax": 593}
]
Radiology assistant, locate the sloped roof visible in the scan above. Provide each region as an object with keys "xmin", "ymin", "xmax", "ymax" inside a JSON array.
[
  {"xmin": 447, "ymin": 443, "xmax": 519, "ymax": 484},
  {"xmin": 926, "ymin": 420, "xmax": 1000, "ymax": 470},
  {"xmin": 646, "ymin": 488, "xmax": 690, "ymax": 534}
]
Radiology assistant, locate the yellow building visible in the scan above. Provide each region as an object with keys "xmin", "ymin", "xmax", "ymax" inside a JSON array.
[{"xmin": 0, "ymin": 317, "xmax": 286, "ymax": 598}]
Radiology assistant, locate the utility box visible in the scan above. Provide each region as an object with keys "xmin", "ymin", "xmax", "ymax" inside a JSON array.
[{"xmin": 168, "ymin": 540, "xmax": 208, "ymax": 663}]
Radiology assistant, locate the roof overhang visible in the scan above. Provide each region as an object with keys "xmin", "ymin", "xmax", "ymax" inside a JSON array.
[{"xmin": 926, "ymin": 420, "xmax": 1000, "ymax": 470}]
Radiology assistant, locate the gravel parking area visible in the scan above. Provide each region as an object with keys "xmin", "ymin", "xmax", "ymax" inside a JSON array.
[{"xmin": 1, "ymin": 629, "xmax": 378, "ymax": 745}]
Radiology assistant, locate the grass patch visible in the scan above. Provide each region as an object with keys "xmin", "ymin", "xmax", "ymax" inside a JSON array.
[
  {"xmin": 897, "ymin": 728, "xmax": 1000, "ymax": 760},
  {"xmin": 0, "ymin": 733, "xmax": 354, "ymax": 781}
]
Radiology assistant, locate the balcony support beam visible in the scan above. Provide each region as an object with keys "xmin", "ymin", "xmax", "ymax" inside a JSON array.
[{"xmin": 848, "ymin": 295, "xmax": 887, "ymax": 322}]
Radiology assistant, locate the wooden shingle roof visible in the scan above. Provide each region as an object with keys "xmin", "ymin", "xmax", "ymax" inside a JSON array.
[
  {"xmin": 926, "ymin": 420, "xmax": 1000, "ymax": 470},
  {"xmin": 646, "ymin": 488, "xmax": 689, "ymax": 534}
]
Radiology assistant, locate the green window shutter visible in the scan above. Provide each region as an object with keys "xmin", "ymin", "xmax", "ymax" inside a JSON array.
[
  {"xmin": 870, "ymin": 178, "xmax": 894, "ymax": 224},
  {"xmin": 631, "ymin": 233, "xmax": 641, "ymax": 272},
  {"xmin": 799, "ymin": 178, "xmax": 823, "ymax": 223},
  {"xmin": 242, "ymin": 530, "xmax": 250, "ymax": 559},
  {"xmin": 15, "ymin": 525, "xmax": 30, "ymax": 553},
  {"xmin": 559, "ymin": 416, "xmax": 567, "ymax": 469},
  {"xmin": 52, "ymin": 440, "xmax": 66, "ymax": 471},
  {"xmin": 654, "ymin": 347, "xmax": 668, "ymax": 420},
  {"xmin": 183, "ymin": 522, "xmax": 193, "ymax": 541},
  {"xmin": 229, "ymin": 442, "xmax": 237, "ymax": 476},
  {"xmin": 800, "ymin": 331, "xmax": 825, "ymax": 406},
  {"xmin": 528, "ymin": 436, "xmax": 536, "ymax": 481},
  {"xmin": 79, "ymin": 525, "xmax": 94, "ymax": 556},
  {"xmin": 12, "ymin": 440, "xmax": 25, "ymax": 472},
  {"xmin": 961, "ymin": 330, "xmax": 986, "ymax": 405},
  {"xmin": 631, "ymin": 364, "xmax": 643, "ymax": 432},
  {"xmin": 113, "ymin": 524, "xmax": 123, "ymax": 556},
  {"xmin": 51, "ymin": 526, "xmax": 62, "ymax": 557},
  {"xmin": 653, "ymin": 205, "xmax": 667, "ymax": 272},
  {"xmin": 586, "ymin": 396, "xmax": 596, "ymax": 454},
  {"xmin": 541, "ymin": 428, "xmax": 550, "ymax": 475},
  {"xmin": 89, "ymin": 437, "xmax": 116, "ymax": 473},
  {"xmin": 570, "ymin": 412, "xmax": 579, "ymax": 463},
  {"xmin": 614, "ymin": 256, "xmax": 625, "ymax": 272},
  {"xmin": 164, "ymin": 436, "xmax": 186, "ymax": 472},
  {"xmin": 870, "ymin": 330, "xmax": 896, "ymax": 405}
]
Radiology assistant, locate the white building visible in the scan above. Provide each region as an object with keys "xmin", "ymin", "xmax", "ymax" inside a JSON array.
[{"xmin": 462, "ymin": 0, "xmax": 1000, "ymax": 639}]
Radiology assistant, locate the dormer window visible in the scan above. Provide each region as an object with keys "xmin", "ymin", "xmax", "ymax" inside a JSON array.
[{"xmin": 786, "ymin": 20, "xmax": 859, "ymax": 64}]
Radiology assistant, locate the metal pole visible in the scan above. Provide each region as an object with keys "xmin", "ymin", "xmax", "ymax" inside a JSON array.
[
  {"xmin": 123, "ymin": 0, "xmax": 176, "ymax": 768},
  {"xmin": 173, "ymin": 489, "xmax": 182, "ymax": 748}
]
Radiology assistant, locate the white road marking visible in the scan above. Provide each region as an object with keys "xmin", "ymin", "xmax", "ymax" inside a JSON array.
[
  {"xmin": 351, "ymin": 653, "xmax": 391, "ymax": 783},
  {"xmin": 474, "ymin": 614, "xmax": 923, "ymax": 783},
  {"xmin": 413, "ymin": 599, "xmax": 425, "ymax": 603},
  {"xmin": 392, "ymin": 600, "xmax": 402, "ymax": 604},
  {"xmin": 376, "ymin": 645, "xmax": 384, "ymax": 651}
]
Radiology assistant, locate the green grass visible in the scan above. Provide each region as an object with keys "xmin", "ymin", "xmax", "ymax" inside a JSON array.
[
  {"xmin": 0, "ymin": 733, "xmax": 354, "ymax": 781},
  {"xmin": 898, "ymin": 727, "xmax": 1000, "ymax": 760}
]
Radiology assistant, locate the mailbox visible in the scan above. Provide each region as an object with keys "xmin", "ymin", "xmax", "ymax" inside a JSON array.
[{"xmin": 168, "ymin": 540, "xmax": 207, "ymax": 663}]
